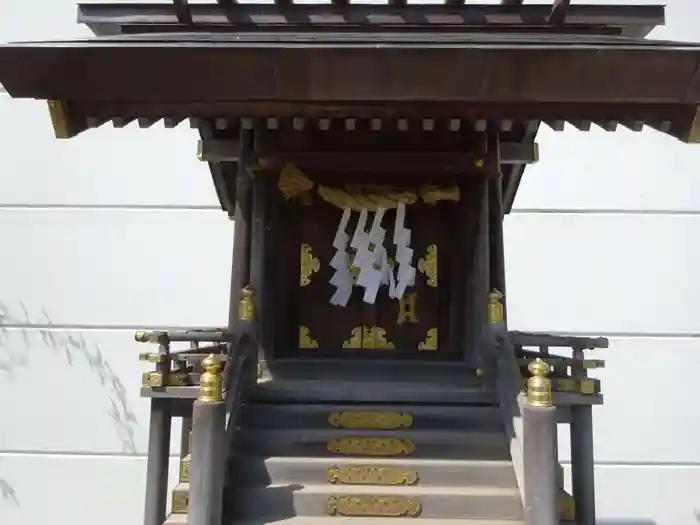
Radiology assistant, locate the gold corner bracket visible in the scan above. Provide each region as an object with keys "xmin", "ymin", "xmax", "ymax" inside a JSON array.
[
  {"xmin": 417, "ymin": 245, "xmax": 437, "ymax": 287},
  {"xmin": 300, "ymin": 244, "xmax": 320, "ymax": 286},
  {"xmin": 299, "ymin": 326, "xmax": 319, "ymax": 348}
]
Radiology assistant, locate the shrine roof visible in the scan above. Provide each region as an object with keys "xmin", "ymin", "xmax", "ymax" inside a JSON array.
[{"xmin": 1, "ymin": 1, "xmax": 700, "ymax": 216}]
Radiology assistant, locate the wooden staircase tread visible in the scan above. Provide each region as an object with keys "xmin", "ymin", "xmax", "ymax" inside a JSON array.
[
  {"xmin": 256, "ymin": 456, "xmax": 514, "ymax": 467},
  {"xmin": 237, "ymin": 483, "xmax": 521, "ymax": 496},
  {"xmin": 229, "ymin": 518, "xmax": 525, "ymax": 524},
  {"xmin": 241, "ymin": 428, "xmax": 507, "ymax": 440},
  {"xmin": 251, "ymin": 379, "xmax": 497, "ymax": 404}
]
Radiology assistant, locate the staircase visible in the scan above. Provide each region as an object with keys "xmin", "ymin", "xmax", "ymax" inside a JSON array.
[{"xmin": 223, "ymin": 358, "xmax": 525, "ymax": 525}]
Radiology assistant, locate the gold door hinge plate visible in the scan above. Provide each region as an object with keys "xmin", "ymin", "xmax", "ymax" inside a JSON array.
[
  {"xmin": 327, "ymin": 495, "xmax": 421, "ymax": 517},
  {"xmin": 327, "ymin": 465, "xmax": 419, "ymax": 486}
]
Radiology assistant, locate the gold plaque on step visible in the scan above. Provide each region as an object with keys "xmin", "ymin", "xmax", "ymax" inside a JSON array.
[
  {"xmin": 328, "ymin": 411, "xmax": 413, "ymax": 430},
  {"xmin": 171, "ymin": 489, "xmax": 189, "ymax": 514},
  {"xmin": 327, "ymin": 495, "xmax": 422, "ymax": 517},
  {"xmin": 327, "ymin": 465, "xmax": 419, "ymax": 486},
  {"xmin": 179, "ymin": 457, "xmax": 189, "ymax": 483},
  {"xmin": 327, "ymin": 437, "xmax": 415, "ymax": 456}
]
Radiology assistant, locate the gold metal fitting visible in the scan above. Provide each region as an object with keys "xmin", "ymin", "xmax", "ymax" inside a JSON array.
[
  {"xmin": 134, "ymin": 331, "xmax": 148, "ymax": 343},
  {"xmin": 488, "ymin": 289, "xmax": 504, "ymax": 324},
  {"xmin": 238, "ymin": 285, "xmax": 255, "ymax": 321},
  {"xmin": 526, "ymin": 358, "xmax": 552, "ymax": 408},
  {"xmin": 474, "ymin": 158, "xmax": 485, "ymax": 169},
  {"xmin": 141, "ymin": 371, "xmax": 165, "ymax": 388},
  {"xmin": 199, "ymin": 354, "xmax": 223, "ymax": 402},
  {"xmin": 138, "ymin": 352, "xmax": 163, "ymax": 364}
]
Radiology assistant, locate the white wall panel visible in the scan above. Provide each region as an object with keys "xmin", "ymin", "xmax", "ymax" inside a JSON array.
[
  {"xmin": 0, "ymin": 209, "xmax": 233, "ymax": 328},
  {"xmin": 0, "ymin": 97, "xmax": 218, "ymax": 208},
  {"xmin": 0, "ymin": 329, "xmax": 192, "ymax": 456},
  {"xmin": 513, "ymin": 127, "xmax": 700, "ymax": 213},
  {"xmin": 0, "ymin": 455, "xmax": 180, "ymax": 525},
  {"xmin": 554, "ymin": 337, "xmax": 700, "ymax": 465},
  {"xmin": 505, "ymin": 213, "xmax": 700, "ymax": 335},
  {"xmin": 561, "ymin": 464, "xmax": 700, "ymax": 525}
]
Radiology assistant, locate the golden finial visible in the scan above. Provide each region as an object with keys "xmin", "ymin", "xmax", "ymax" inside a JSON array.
[
  {"xmin": 526, "ymin": 358, "xmax": 552, "ymax": 408},
  {"xmin": 488, "ymin": 289, "xmax": 504, "ymax": 324},
  {"xmin": 238, "ymin": 286, "xmax": 254, "ymax": 321},
  {"xmin": 199, "ymin": 354, "xmax": 223, "ymax": 403}
]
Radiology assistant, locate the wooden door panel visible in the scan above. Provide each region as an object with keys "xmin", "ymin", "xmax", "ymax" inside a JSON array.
[{"xmin": 289, "ymin": 199, "xmax": 456, "ymax": 359}]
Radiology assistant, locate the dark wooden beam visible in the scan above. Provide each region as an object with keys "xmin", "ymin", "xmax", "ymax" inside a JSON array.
[
  {"xmin": 172, "ymin": 0, "xmax": 192, "ymax": 24},
  {"xmin": 199, "ymin": 122, "xmax": 235, "ymax": 215},
  {"xmin": 548, "ymin": 0, "xmax": 571, "ymax": 25},
  {"xmin": 70, "ymin": 100, "xmax": 696, "ymax": 124},
  {"xmin": 503, "ymin": 120, "xmax": 539, "ymax": 214},
  {"xmin": 5, "ymin": 40, "xmax": 697, "ymax": 105},
  {"xmin": 197, "ymin": 140, "xmax": 540, "ymax": 167}
]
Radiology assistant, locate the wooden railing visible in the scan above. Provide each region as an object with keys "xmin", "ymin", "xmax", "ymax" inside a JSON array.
[
  {"xmin": 492, "ymin": 329, "xmax": 558, "ymax": 525},
  {"xmin": 491, "ymin": 327, "xmax": 606, "ymax": 525},
  {"xmin": 136, "ymin": 314, "xmax": 260, "ymax": 525}
]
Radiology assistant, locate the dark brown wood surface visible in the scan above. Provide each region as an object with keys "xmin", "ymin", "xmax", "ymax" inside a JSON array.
[
  {"xmin": 2, "ymin": 36, "xmax": 700, "ymax": 106},
  {"xmin": 280, "ymin": 196, "xmax": 462, "ymax": 360}
]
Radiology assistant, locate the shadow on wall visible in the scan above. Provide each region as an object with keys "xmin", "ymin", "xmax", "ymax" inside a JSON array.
[
  {"xmin": 0, "ymin": 299, "xmax": 139, "ymax": 454},
  {"xmin": 0, "ymin": 470, "xmax": 19, "ymax": 507}
]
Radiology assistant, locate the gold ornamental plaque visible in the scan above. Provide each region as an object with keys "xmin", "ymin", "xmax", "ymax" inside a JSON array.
[
  {"xmin": 179, "ymin": 457, "xmax": 189, "ymax": 483},
  {"xmin": 327, "ymin": 495, "xmax": 421, "ymax": 517},
  {"xmin": 328, "ymin": 411, "xmax": 413, "ymax": 430},
  {"xmin": 171, "ymin": 490, "xmax": 189, "ymax": 514},
  {"xmin": 327, "ymin": 437, "xmax": 415, "ymax": 456},
  {"xmin": 327, "ymin": 465, "xmax": 419, "ymax": 486}
]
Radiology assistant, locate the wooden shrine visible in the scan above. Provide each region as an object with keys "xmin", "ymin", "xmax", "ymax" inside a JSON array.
[{"xmin": 0, "ymin": 1, "xmax": 698, "ymax": 524}]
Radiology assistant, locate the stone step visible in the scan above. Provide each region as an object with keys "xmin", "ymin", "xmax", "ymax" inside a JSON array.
[
  {"xmin": 241, "ymin": 403, "xmax": 503, "ymax": 431},
  {"xmin": 165, "ymin": 516, "xmax": 527, "ymax": 525},
  {"xmin": 235, "ymin": 456, "xmax": 517, "ymax": 489},
  {"xmin": 237, "ymin": 428, "xmax": 510, "ymax": 460},
  {"xmin": 230, "ymin": 483, "xmax": 523, "ymax": 521},
  {"xmin": 251, "ymin": 379, "xmax": 496, "ymax": 405},
  {"xmin": 262, "ymin": 359, "xmax": 480, "ymax": 384},
  {"xmin": 226, "ymin": 518, "xmax": 525, "ymax": 525}
]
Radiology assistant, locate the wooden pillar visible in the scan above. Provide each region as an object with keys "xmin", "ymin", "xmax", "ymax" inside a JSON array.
[
  {"xmin": 143, "ymin": 399, "xmax": 172, "ymax": 525},
  {"xmin": 522, "ymin": 359, "xmax": 558, "ymax": 525},
  {"xmin": 189, "ymin": 355, "xmax": 226, "ymax": 525},
  {"xmin": 464, "ymin": 173, "xmax": 490, "ymax": 363},
  {"xmin": 486, "ymin": 129, "xmax": 507, "ymax": 318},
  {"xmin": 227, "ymin": 127, "xmax": 254, "ymax": 329},
  {"xmin": 249, "ymin": 133, "xmax": 271, "ymax": 366},
  {"xmin": 570, "ymin": 347, "xmax": 596, "ymax": 525}
]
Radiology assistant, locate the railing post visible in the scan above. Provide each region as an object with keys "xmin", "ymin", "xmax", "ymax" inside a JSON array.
[
  {"xmin": 570, "ymin": 347, "xmax": 597, "ymax": 525},
  {"xmin": 143, "ymin": 398, "xmax": 172, "ymax": 525},
  {"xmin": 189, "ymin": 354, "xmax": 226, "ymax": 525},
  {"xmin": 522, "ymin": 358, "xmax": 558, "ymax": 525}
]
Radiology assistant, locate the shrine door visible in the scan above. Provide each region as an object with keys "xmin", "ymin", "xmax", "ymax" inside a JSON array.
[{"xmin": 278, "ymin": 198, "xmax": 458, "ymax": 360}]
